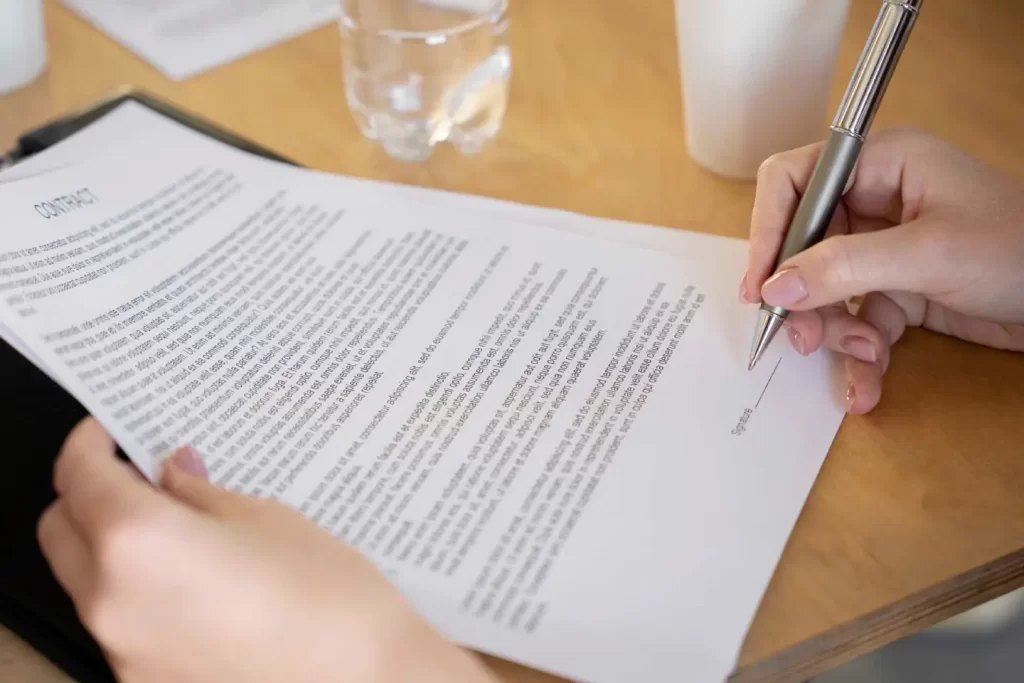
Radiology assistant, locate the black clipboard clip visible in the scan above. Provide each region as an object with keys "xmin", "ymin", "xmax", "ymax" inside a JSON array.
[{"xmin": 2, "ymin": 86, "xmax": 297, "ymax": 170}]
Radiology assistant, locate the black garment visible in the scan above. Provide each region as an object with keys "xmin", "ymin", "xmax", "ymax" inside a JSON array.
[{"xmin": 0, "ymin": 337, "xmax": 116, "ymax": 682}]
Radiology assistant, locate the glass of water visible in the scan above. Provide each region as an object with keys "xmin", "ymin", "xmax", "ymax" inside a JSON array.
[{"xmin": 339, "ymin": 0, "xmax": 511, "ymax": 162}]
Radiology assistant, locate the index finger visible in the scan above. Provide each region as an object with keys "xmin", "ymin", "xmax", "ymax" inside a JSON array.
[
  {"xmin": 53, "ymin": 417, "xmax": 154, "ymax": 543},
  {"xmin": 743, "ymin": 126, "xmax": 937, "ymax": 300},
  {"xmin": 744, "ymin": 141, "xmax": 827, "ymax": 300}
]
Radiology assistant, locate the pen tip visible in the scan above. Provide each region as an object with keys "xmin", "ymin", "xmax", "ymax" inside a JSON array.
[{"xmin": 748, "ymin": 309, "xmax": 784, "ymax": 372}]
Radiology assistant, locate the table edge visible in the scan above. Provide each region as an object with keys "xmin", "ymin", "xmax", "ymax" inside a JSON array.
[{"xmin": 730, "ymin": 546, "xmax": 1024, "ymax": 683}]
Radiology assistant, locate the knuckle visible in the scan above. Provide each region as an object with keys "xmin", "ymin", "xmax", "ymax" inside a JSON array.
[
  {"xmin": 862, "ymin": 310, "xmax": 895, "ymax": 347},
  {"xmin": 83, "ymin": 515, "xmax": 162, "ymax": 645},
  {"xmin": 91, "ymin": 510, "xmax": 160, "ymax": 581},
  {"xmin": 36, "ymin": 505, "xmax": 59, "ymax": 546},
  {"xmin": 878, "ymin": 123, "xmax": 924, "ymax": 139},
  {"xmin": 860, "ymin": 319, "xmax": 888, "ymax": 348},
  {"xmin": 92, "ymin": 523, "xmax": 137, "ymax": 577},
  {"xmin": 52, "ymin": 446, "xmax": 73, "ymax": 492},
  {"xmin": 52, "ymin": 418, "xmax": 99, "ymax": 491},
  {"xmin": 879, "ymin": 338, "xmax": 893, "ymax": 373},
  {"xmin": 80, "ymin": 593, "xmax": 122, "ymax": 645},
  {"xmin": 757, "ymin": 152, "xmax": 788, "ymax": 180},
  {"xmin": 876, "ymin": 124, "xmax": 932, "ymax": 148},
  {"xmin": 874, "ymin": 125, "xmax": 948, "ymax": 163}
]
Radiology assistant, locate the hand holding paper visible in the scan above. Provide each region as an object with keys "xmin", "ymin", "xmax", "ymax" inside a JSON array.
[{"xmin": 39, "ymin": 417, "xmax": 497, "ymax": 683}]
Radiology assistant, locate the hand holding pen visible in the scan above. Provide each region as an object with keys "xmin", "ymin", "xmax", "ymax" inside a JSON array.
[
  {"xmin": 740, "ymin": 125, "xmax": 1024, "ymax": 413},
  {"xmin": 746, "ymin": 0, "xmax": 924, "ymax": 371},
  {"xmin": 740, "ymin": 0, "xmax": 1024, "ymax": 413}
]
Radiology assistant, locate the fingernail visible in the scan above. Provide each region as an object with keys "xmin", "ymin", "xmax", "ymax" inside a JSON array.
[
  {"xmin": 761, "ymin": 268, "xmax": 808, "ymax": 307},
  {"xmin": 169, "ymin": 445, "xmax": 208, "ymax": 478},
  {"xmin": 840, "ymin": 335, "xmax": 878, "ymax": 363},
  {"xmin": 739, "ymin": 271, "xmax": 750, "ymax": 303},
  {"xmin": 846, "ymin": 383, "xmax": 856, "ymax": 408},
  {"xmin": 785, "ymin": 324, "xmax": 806, "ymax": 355}
]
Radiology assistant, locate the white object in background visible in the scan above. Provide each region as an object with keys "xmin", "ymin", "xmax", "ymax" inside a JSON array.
[
  {"xmin": 59, "ymin": 0, "xmax": 339, "ymax": 80},
  {"xmin": 675, "ymin": 0, "xmax": 851, "ymax": 179},
  {"xmin": 0, "ymin": 0, "xmax": 48, "ymax": 94}
]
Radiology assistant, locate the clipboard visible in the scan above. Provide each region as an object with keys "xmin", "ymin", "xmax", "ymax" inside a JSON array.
[
  {"xmin": 0, "ymin": 87, "xmax": 298, "ymax": 683},
  {"xmin": 2, "ymin": 86, "xmax": 296, "ymax": 169}
]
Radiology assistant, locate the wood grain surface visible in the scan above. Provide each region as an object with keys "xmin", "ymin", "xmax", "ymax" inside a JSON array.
[{"xmin": 1, "ymin": 1, "xmax": 1022, "ymax": 681}]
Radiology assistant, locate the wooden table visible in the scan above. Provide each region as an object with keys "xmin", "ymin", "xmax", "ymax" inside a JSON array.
[{"xmin": 2, "ymin": 1, "xmax": 1023, "ymax": 681}]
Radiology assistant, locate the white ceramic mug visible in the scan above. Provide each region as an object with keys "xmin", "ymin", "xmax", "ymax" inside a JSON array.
[
  {"xmin": 0, "ymin": 0, "xmax": 48, "ymax": 95},
  {"xmin": 675, "ymin": 0, "xmax": 851, "ymax": 179}
]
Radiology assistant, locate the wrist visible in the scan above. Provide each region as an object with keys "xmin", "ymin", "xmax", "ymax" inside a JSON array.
[{"xmin": 376, "ymin": 617, "xmax": 497, "ymax": 683}]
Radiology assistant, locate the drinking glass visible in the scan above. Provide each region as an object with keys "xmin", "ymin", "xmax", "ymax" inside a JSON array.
[{"xmin": 339, "ymin": 0, "xmax": 511, "ymax": 162}]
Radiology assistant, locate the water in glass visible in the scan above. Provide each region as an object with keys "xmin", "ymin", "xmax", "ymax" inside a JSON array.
[{"xmin": 340, "ymin": 0, "xmax": 511, "ymax": 161}]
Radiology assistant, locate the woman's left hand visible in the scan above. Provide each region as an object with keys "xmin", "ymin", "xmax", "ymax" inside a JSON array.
[{"xmin": 37, "ymin": 417, "xmax": 497, "ymax": 683}]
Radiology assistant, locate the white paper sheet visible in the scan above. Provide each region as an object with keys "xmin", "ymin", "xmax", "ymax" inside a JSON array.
[
  {"xmin": 59, "ymin": 0, "xmax": 339, "ymax": 79},
  {"xmin": 0, "ymin": 106, "xmax": 845, "ymax": 683}
]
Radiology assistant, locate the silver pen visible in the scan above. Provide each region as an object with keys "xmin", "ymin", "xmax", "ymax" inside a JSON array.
[{"xmin": 748, "ymin": 0, "xmax": 922, "ymax": 371}]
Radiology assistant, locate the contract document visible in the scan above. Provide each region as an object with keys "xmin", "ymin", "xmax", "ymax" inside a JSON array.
[
  {"xmin": 59, "ymin": 0, "xmax": 339, "ymax": 79},
  {"xmin": 0, "ymin": 103, "xmax": 845, "ymax": 683}
]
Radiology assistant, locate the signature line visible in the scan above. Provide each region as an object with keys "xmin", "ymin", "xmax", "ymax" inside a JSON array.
[{"xmin": 755, "ymin": 358, "xmax": 782, "ymax": 410}]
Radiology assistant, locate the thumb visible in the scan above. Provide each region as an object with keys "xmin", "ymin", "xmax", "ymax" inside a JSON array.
[
  {"xmin": 760, "ymin": 220, "xmax": 944, "ymax": 310},
  {"xmin": 160, "ymin": 446, "xmax": 238, "ymax": 516}
]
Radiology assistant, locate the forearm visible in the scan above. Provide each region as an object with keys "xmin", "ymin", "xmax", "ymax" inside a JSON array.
[{"xmin": 375, "ymin": 619, "xmax": 500, "ymax": 683}]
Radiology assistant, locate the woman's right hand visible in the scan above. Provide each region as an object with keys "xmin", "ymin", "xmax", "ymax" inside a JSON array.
[{"xmin": 740, "ymin": 126, "xmax": 1024, "ymax": 413}]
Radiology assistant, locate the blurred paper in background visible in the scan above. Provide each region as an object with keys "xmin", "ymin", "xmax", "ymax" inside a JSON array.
[{"xmin": 60, "ymin": 0, "xmax": 340, "ymax": 79}]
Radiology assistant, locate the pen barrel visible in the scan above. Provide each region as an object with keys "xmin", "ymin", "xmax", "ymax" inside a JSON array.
[
  {"xmin": 773, "ymin": 130, "xmax": 862, "ymax": 277},
  {"xmin": 832, "ymin": 0, "xmax": 921, "ymax": 138}
]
